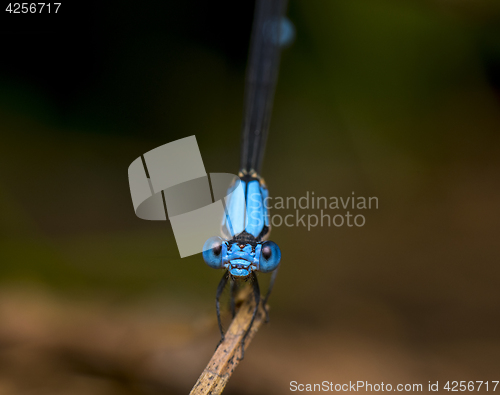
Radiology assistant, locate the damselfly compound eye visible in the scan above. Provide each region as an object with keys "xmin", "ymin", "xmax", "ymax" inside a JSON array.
[
  {"xmin": 259, "ymin": 241, "xmax": 281, "ymax": 273},
  {"xmin": 203, "ymin": 236, "xmax": 223, "ymax": 269}
]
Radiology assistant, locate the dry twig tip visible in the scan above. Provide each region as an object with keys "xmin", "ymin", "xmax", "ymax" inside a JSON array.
[{"xmin": 190, "ymin": 286, "xmax": 267, "ymax": 395}]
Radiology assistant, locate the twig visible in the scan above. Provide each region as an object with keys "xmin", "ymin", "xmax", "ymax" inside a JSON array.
[{"xmin": 190, "ymin": 286, "xmax": 267, "ymax": 395}]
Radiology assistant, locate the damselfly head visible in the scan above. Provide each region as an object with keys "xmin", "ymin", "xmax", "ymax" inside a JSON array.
[{"xmin": 203, "ymin": 237, "xmax": 281, "ymax": 277}]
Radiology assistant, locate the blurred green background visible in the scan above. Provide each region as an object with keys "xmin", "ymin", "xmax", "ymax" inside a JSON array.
[{"xmin": 1, "ymin": 0, "xmax": 500, "ymax": 394}]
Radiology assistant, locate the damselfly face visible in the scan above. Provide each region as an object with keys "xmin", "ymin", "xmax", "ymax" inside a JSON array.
[{"xmin": 203, "ymin": 237, "xmax": 281, "ymax": 278}]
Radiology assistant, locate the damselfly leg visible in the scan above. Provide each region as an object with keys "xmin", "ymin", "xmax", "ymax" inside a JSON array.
[
  {"xmin": 215, "ymin": 271, "xmax": 229, "ymax": 347},
  {"xmin": 262, "ymin": 267, "xmax": 279, "ymax": 323},
  {"xmin": 239, "ymin": 272, "xmax": 261, "ymax": 360},
  {"xmin": 230, "ymin": 278, "xmax": 237, "ymax": 319}
]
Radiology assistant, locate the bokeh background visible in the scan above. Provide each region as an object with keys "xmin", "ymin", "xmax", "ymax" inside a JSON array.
[{"xmin": 1, "ymin": 0, "xmax": 500, "ymax": 393}]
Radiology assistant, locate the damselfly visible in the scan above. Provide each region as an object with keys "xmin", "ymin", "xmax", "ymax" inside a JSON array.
[{"xmin": 202, "ymin": 0, "xmax": 293, "ymax": 358}]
